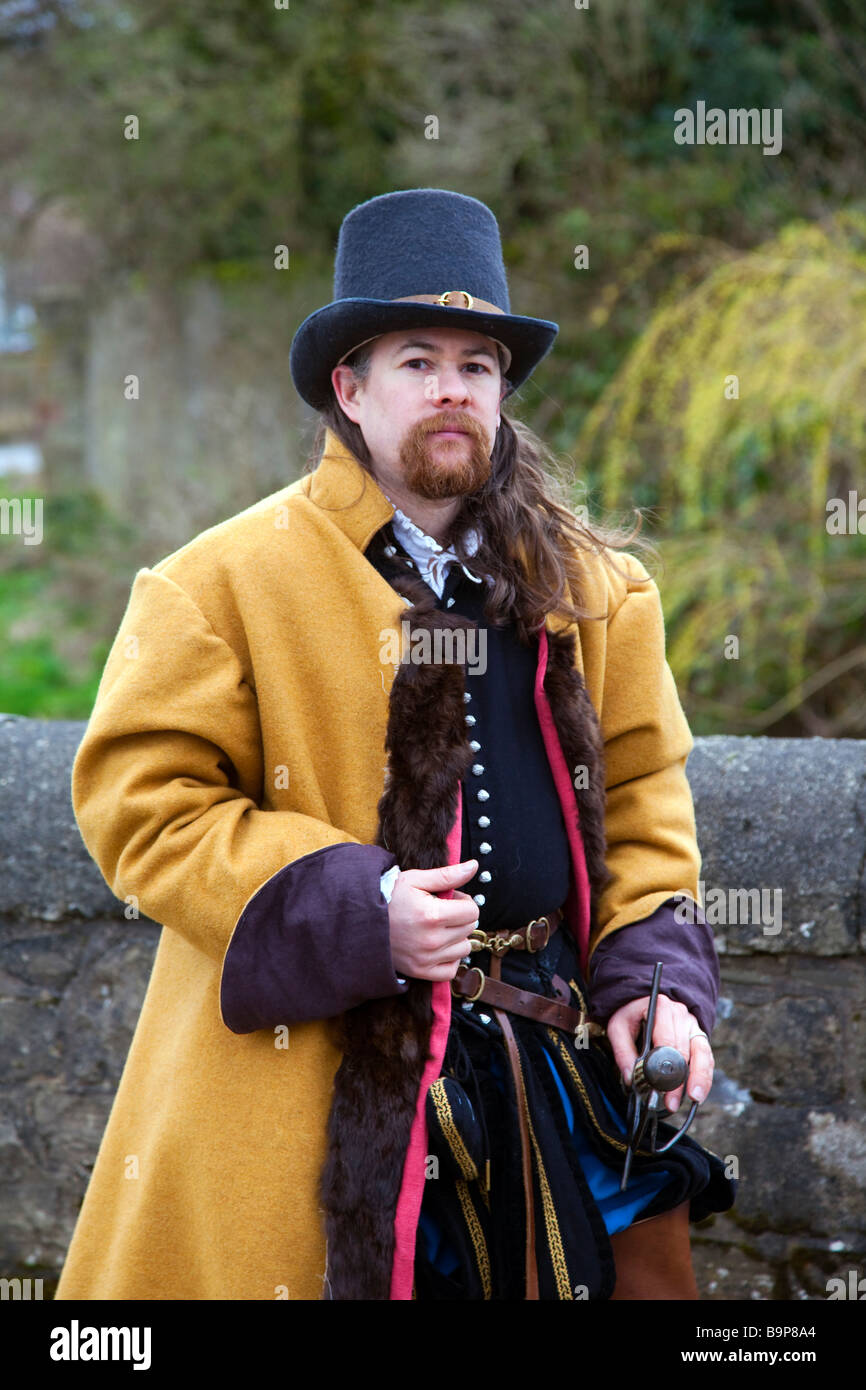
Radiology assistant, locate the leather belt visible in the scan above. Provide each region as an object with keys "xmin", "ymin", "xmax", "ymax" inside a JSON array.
[
  {"xmin": 448, "ymin": 906, "xmax": 604, "ymax": 1300},
  {"xmin": 451, "ymin": 903, "xmax": 606, "ymax": 1045},
  {"xmin": 452, "ymin": 963, "xmax": 586, "ymax": 1035},
  {"xmin": 467, "ymin": 906, "xmax": 562, "ymax": 956}
]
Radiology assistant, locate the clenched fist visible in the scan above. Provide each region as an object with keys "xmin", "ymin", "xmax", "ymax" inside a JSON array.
[{"xmin": 388, "ymin": 860, "xmax": 481, "ymax": 981}]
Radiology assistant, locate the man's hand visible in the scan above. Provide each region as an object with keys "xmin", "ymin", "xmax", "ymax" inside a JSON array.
[
  {"xmin": 388, "ymin": 860, "xmax": 480, "ymax": 981},
  {"xmin": 606, "ymin": 993, "xmax": 713, "ymax": 1112}
]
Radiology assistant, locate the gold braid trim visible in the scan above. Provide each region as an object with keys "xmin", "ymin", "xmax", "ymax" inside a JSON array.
[
  {"xmin": 568, "ymin": 976, "xmax": 588, "ymax": 1014},
  {"xmin": 511, "ymin": 1041, "xmax": 573, "ymax": 1300},
  {"xmin": 455, "ymin": 1178, "xmax": 492, "ymax": 1299},
  {"xmin": 428, "ymin": 1078, "xmax": 478, "ymax": 1181},
  {"xmin": 546, "ymin": 1028, "xmax": 655, "ymax": 1159}
]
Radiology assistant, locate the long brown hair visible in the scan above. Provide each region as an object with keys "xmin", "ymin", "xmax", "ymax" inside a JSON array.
[{"xmin": 305, "ymin": 342, "xmax": 655, "ymax": 644}]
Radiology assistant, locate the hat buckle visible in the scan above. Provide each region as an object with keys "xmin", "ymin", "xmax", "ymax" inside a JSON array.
[{"xmin": 435, "ymin": 290, "xmax": 475, "ymax": 309}]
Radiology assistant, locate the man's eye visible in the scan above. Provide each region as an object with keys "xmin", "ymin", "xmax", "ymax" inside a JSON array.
[{"xmin": 402, "ymin": 359, "xmax": 489, "ymax": 372}]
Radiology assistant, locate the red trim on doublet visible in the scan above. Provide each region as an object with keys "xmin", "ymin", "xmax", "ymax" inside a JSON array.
[
  {"xmin": 389, "ymin": 781, "xmax": 463, "ymax": 1300},
  {"xmin": 533, "ymin": 627, "xmax": 592, "ymax": 974}
]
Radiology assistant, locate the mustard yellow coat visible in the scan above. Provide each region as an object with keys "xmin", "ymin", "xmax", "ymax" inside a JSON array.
[{"xmin": 55, "ymin": 429, "xmax": 701, "ymax": 1300}]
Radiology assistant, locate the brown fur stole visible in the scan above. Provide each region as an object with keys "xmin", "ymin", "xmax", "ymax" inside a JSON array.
[{"xmin": 319, "ymin": 572, "xmax": 610, "ymax": 1299}]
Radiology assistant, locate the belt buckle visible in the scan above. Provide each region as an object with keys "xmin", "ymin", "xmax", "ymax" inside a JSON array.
[
  {"xmin": 491, "ymin": 932, "xmax": 524, "ymax": 956},
  {"xmin": 451, "ymin": 964, "xmax": 486, "ymax": 1002},
  {"xmin": 469, "ymin": 927, "xmax": 521, "ymax": 956},
  {"xmin": 525, "ymin": 915, "xmax": 551, "ymax": 953}
]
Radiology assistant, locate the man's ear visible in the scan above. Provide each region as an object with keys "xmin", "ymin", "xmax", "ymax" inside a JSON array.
[{"xmin": 331, "ymin": 365, "xmax": 363, "ymax": 424}]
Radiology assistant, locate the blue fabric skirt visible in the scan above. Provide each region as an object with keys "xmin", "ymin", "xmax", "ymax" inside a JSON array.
[{"xmin": 535, "ymin": 1039, "xmax": 675, "ymax": 1235}]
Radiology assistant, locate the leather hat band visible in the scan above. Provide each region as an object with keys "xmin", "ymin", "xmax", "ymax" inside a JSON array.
[
  {"xmin": 394, "ymin": 290, "xmax": 505, "ymax": 314},
  {"xmin": 335, "ymin": 289, "xmax": 513, "ymax": 372}
]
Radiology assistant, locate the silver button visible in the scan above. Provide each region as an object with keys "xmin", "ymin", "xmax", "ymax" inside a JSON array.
[
  {"xmin": 473, "ymin": 894, "xmax": 486, "ymax": 906},
  {"xmin": 446, "ymin": 597, "xmax": 455, "ymax": 608},
  {"xmin": 405, "ymin": 559, "xmax": 414, "ymax": 567},
  {"xmin": 465, "ymin": 715, "xmax": 476, "ymax": 726},
  {"xmin": 479, "ymin": 870, "xmax": 491, "ymax": 883},
  {"xmin": 463, "ymin": 692, "xmax": 472, "ymax": 703},
  {"xmin": 478, "ymin": 1012, "xmax": 492, "ymax": 1025},
  {"xmin": 478, "ymin": 815, "xmax": 490, "ymax": 828},
  {"xmin": 384, "ymin": 544, "xmax": 397, "ymax": 557},
  {"xmin": 469, "ymin": 740, "xmax": 481, "ymax": 752},
  {"xmin": 479, "ymin": 841, "xmax": 492, "ymax": 854},
  {"xmin": 471, "ymin": 763, "xmax": 485, "ymax": 776},
  {"xmin": 476, "ymin": 788, "xmax": 489, "ymax": 800}
]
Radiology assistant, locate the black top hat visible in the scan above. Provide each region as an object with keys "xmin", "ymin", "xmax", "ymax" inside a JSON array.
[{"xmin": 289, "ymin": 188, "xmax": 559, "ymax": 410}]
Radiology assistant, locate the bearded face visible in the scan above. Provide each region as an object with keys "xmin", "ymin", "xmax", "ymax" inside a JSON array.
[
  {"xmin": 397, "ymin": 410, "xmax": 493, "ymax": 500},
  {"xmin": 329, "ymin": 327, "xmax": 504, "ymax": 514}
]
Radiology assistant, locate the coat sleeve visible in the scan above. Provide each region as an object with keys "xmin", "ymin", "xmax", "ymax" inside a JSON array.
[
  {"xmin": 588, "ymin": 554, "xmax": 718, "ymax": 1019},
  {"xmin": 219, "ymin": 842, "xmax": 408, "ymax": 1030},
  {"xmin": 588, "ymin": 897, "xmax": 719, "ymax": 1036},
  {"xmin": 71, "ymin": 567, "xmax": 407, "ymax": 1020}
]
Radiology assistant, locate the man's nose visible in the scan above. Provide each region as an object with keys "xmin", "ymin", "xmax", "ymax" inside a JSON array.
[{"xmin": 428, "ymin": 364, "xmax": 471, "ymax": 403}]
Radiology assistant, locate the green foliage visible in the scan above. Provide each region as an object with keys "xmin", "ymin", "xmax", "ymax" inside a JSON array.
[
  {"xmin": 0, "ymin": 489, "xmax": 139, "ymax": 718},
  {"xmin": 570, "ymin": 210, "xmax": 866, "ymax": 735},
  {"xmin": 2, "ymin": 0, "xmax": 863, "ymax": 273}
]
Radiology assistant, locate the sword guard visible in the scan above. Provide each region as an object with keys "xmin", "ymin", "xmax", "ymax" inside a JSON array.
[{"xmin": 619, "ymin": 963, "xmax": 702, "ymax": 1190}]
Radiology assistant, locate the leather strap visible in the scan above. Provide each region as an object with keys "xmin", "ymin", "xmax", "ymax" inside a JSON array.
[
  {"xmin": 488, "ymin": 952, "xmax": 539, "ymax": 1300},
  {"xmin": 448, "ymin": 912, "xmax": 605, "ymax": 1300},
  {"xmin": 452, "ymin": 964, "xmax": 584, "ymax": 1034}
]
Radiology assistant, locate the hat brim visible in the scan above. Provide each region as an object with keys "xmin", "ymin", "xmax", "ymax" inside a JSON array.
[{"xmin": 289, "ymin": 298, "xmax": 558, "ymax": 410}]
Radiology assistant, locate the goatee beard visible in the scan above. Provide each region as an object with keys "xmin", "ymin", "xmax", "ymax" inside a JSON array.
[{"xmin": 399, "ymin": 412, "xmax": 493, "ymax": 500}]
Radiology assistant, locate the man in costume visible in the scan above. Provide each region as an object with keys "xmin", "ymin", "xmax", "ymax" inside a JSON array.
[{"xmin": 56, "ymin": 188, "xmax": 733, "ymax": 1302}]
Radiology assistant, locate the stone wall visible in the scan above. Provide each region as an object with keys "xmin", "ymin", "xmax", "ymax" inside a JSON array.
[{"xmin": 1, "ymin": 714, "xmax": 864, "ymax": 1300}]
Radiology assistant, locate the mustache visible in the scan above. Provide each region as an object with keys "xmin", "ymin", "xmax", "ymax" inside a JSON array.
[{"xmin": 415, "ymin": 414, "xmax": 490, "ymax": 447}]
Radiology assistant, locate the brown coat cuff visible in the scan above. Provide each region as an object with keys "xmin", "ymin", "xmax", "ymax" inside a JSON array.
[
  {"xmin": 588, "ymin": 896, "xmax": 720, "ymax": 1036},
  {"xmin": 220, "ymin": 842, "xmax": 407, "ymax": 1033}
]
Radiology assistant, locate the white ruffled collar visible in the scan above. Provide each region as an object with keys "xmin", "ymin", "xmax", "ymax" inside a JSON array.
[{"xmin": 383, "ymin": 495, "xmax": 484, "ymax": 596}]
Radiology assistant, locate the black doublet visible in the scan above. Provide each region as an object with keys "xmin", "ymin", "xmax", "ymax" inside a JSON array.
[{"xmin": 366, "ymin": 521, "xmax": 571, "ymax": 932}]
